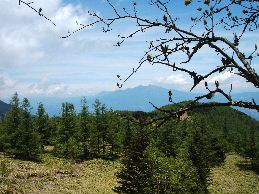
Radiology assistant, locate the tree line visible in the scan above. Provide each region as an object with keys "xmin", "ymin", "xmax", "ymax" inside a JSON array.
[
  {"xmin": 0, "ymin": 93, "xmax": 259, "ymax": 194},
  {"xmin": 0, "ymin": 93, "xmax": 131, "ymax": 160}
]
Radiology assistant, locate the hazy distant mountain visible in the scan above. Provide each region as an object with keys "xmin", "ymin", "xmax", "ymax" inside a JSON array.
[
  {"xmin": 0, "ymin": 100, "xmax": 11, "ymax": 117},
  {"xmin": 2, "ymin": 85, "xmax": 258, "ymax": 120},
  {"xmin": 93, "ymin": 85, "xmax": 199, "ymax": 111}
]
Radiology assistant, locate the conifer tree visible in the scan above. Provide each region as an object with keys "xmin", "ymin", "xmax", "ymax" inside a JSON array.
[
  {"xmin": 54, "ymin": 102, "xmax": 83, "ymax": 159},
  {"xmin": 100, "ymin": 104, "xmax": 108, "ymax": 154},
  {"xmin": 3, "ymin": 96, "xmax": 41, "ymax": 160},
  {"xmin": 123, "ymin": 118, "xmax": 133, "ymax": 151},
  {"xmin": 91, "ymin": 99, "xmax": 108, "ymax": 155},
  {"xmin": 188, "ymin": 125, "xmax": 210, "ymax": 194},
  {"xmin": 90, "ymin": 99, "xmax": 102, "ymax": 154},
  {"xmin": 115, "ymin": 128, "xmax": 150, "ymax": 194},
  {"xmin": 80, "ymin": 97, "xmax": 90, "ymax": 157},
  {"xmin": 2, "ymin": 93, "xmax": 21, "ymax": 153},
  {"xmin": 15, "ymin": 98, "xmax": 42, "ymax": 160},
  {"xmin": 115, "ymin": 126, "xmax": 204, "ymax": 194},
  {"xmin": 35, "ymin": 103, "xmax": 49, "ymax": 146}
]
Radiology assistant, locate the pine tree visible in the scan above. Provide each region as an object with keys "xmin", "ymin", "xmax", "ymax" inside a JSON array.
[
  {"xmin": 188, "ymin": 125, "xmax": 210, "ymax": 194},
  {"xmin": 2, "ymin": 93, "xmax": 21, "ymax": 154},
  {"xmin": 100, "ymin": 103, "xmax": 108, "ymax": 154},
  {"xmin": 15, "ymin": 98, "xmax": 42, "ymax": 160},
  {"xmin": 91, "ymin": 99, "xmax": 102, "ymax": 154},
  {"xmin": 3, "ymin": 96, "xmax": 42, "ymax": 160},
  {"xmin": 115, "ymin": 127, "xmax": 203, "ymax": 194},
  {"xmin": 123, "ymin": 117, "xmax": 133, "ymax": 151},
  {"xmin": 115, "ymin": 128, "xmax": 150, "ymax": 194},
  {"xmin": 35, "ymin": 103, "xmax": 50, "ymax": 146},
  {"xmin": 54, "ymin": 102, "xmax": 83, "ymax": 159},
  {"xmin": 80, "ymin": 97, "xmax": 90, "ymax": 157},
  {"xmin": 90, "ymin": 99, "xmax": 108, "ymax": 155}
]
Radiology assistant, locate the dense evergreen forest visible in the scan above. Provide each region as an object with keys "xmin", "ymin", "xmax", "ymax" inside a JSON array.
[{"xmin": 0, "ymin": 93, "xmax": 259, "ymax": 194}]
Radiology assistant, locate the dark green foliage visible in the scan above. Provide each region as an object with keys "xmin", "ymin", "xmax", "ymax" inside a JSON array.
[
  {"xmin": 1, "ymin": 95, "xmax": 42, "ymax": 160},
  {"xmin": 35, "ymin": 103, "xmax": 50, "ymax": 145},
  {"xmin": 188, "ymin": 125, "xmax": 210, "ymax": 194},
  {"xmin": 90, "ymin": 99, "xmax": 109, "ymax": 155},
  {"xmin": 53, "ymin": 102, "xmax": 82, "ymax": 159},
  {"xmin": 115, "ymin": 127, "xmax": 206, "ymax": 194},
  {"xmin": 0, "ymin": 121, "xmax": 5, "ymax": 152},
  {"xmin": 144, "ymin": 145, "xmax": 203, "ymax": 194},
  {"xmin": 16, "ymin": 98, "xmax": 42, "ymax": 160},
  {"xmin": 123, "ymin": 118, "xmax": 133, "ymax": 150},
  {"xmin": 79, "ymin": 97, "xmax": 91, "ymax": 157},
  {"xmin": 1, "ymin": 94, "xmax": 258, "ymax": 192},
  {"xmin": 1, "ymin": 93, "xmax": 21, "ymax": 154},
  {"xmin": 115, "ymin": 128, "xmax": 151, "ymax": 194}
]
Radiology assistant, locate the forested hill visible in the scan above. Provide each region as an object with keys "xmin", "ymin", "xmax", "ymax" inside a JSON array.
[
  {"xmin": 1, "ymin": 97, "xmax": 259, "ymax": 193},
  {"xmin": 153, "ymin": 102, "xmax": 259, "ymax": 155},
  {"xmin": 156, "ymin": 102, "xmax": 259, "ymax": 129},
  {"xmin": 0, "ymin": 100, "xmax": 11, "ymax": 116}
]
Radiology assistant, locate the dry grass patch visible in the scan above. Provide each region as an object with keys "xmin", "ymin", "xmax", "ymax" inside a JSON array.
[
  {"xmin": 209, "ymin": 153, "xmax": 259, "ymax": 194},
  {"xmin": 0, "ymin": 153, "xmax": 121, "ymax": 194},
  {"xmin": 1, "ymin": 152, "xmax": 258, "ymax": 194}
]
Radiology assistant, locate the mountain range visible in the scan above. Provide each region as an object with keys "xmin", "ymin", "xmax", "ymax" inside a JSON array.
[{"xmin": 0, "ymin": 85, "xmax": 258, "ymax": 120}]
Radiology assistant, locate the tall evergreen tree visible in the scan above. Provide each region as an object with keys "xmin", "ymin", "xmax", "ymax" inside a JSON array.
[
  {"xmin": 35, "ymin": 103, "xmax": 49, "ymax": 146},
  {"xmin": 3, "ymin": 96, "xmax": 42, "ymax": 160},
  {"xmin": 115, "ymin": 128, "xmax": 151, "ymax": 194},
  {"xmin": 80, "ymin": 97, "xmax": 90, "ymax": 157},
  {"xmin": 15, "ymin": 98, "xmax": 42, "ymax": 159},
  {"xmin": 2, "ymin": 93, "xmax": 21, "ymax": 153},
  {"xmin": 90, "ymin": 99, "xmax": 108, "ymax": 155},
  {"xmin": 90, "ymin": 99, "xmax": 102, "ymax": 154},
  {"xmin": 188, "ymin": 125, "xmax": 210, "ymax": 194},
  {"xmin": 54, "ymin": 102, "xmax": 83, "ymax": 159}
]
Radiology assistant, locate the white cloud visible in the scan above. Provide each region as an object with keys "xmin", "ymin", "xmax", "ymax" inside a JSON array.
[
  {"xmin": 0, "ymin": 0, "xmax": 258, "ymax": 100},
  {"xmin": 27, "ymin": 78, "xmax": 68, "ymax": 96},
  {"xmin": 154, "ymin": 73, "xmax": 192, "ymax": 91},
  {"xmin": 152, "ymin": 70, "xmax": 258, "ymax": 94},
  {"xmin": 208, "ymin": 71, "xmax": 234, "ymax": 83},
  {"xmin": 0, "ymin": 0, "xmax": 91, "ymax": 68},
  {"xmin": 0, "ymin": 73, "xmax": 17, "ymax": 90}
]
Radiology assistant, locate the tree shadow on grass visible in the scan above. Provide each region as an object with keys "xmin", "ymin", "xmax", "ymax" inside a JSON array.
[{"xmin": 236, "ymin": 159, "xmax": 259, "ymax": 175}]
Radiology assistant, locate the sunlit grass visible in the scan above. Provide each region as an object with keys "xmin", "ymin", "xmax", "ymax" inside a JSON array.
[
  {"xmin": 209, "ymin": 153, "xmax": 259, "ymax": 194},
  {"xmin": 1, "ymin": 152, "xmax": 258, "ymax": 194},
  {"xmin": 0, "ymin": 152, "xmax": 121, "ymax": 194}
]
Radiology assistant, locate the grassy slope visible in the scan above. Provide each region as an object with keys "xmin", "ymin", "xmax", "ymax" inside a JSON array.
[
  {"xmin": 1, "ymin": 153, "xmax": 258, "ymax": 194},
  {"xmin": 209, "ymin": 154, "xmax": 259, "ymax": 194},
  {"xmin": 0, "ymin": 153, "xmax": 120, "ymax": 194}
]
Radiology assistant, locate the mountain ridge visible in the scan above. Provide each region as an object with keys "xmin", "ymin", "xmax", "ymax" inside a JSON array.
[
  {"xmin": 0, "ymin": 100, "xmax": 11, "ymax": 118},
  {"xmin": 1, "ymin": 85, "xmax": 258, "ymax": 120}
]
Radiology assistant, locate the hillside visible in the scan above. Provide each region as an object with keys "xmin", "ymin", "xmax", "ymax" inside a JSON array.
[
  {"xmin": 0, "ymin": 101, "xmax": 259, "ymax": 194},
  {"xmin": 0, "ymin": 100, "xmax": 11, "ymax": 116},
  {"xmin": 151, "ymin": 102, "xmax": 259, "ymax": 162},
  {"xmin": 1, "ymin": 152, "xmax": 258, "ymax": 194}
]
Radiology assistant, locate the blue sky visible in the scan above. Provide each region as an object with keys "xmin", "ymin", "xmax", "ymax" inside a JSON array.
[{"xmin": 0, "ymin": 0, "xmax": 258, "ymax": 101}]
